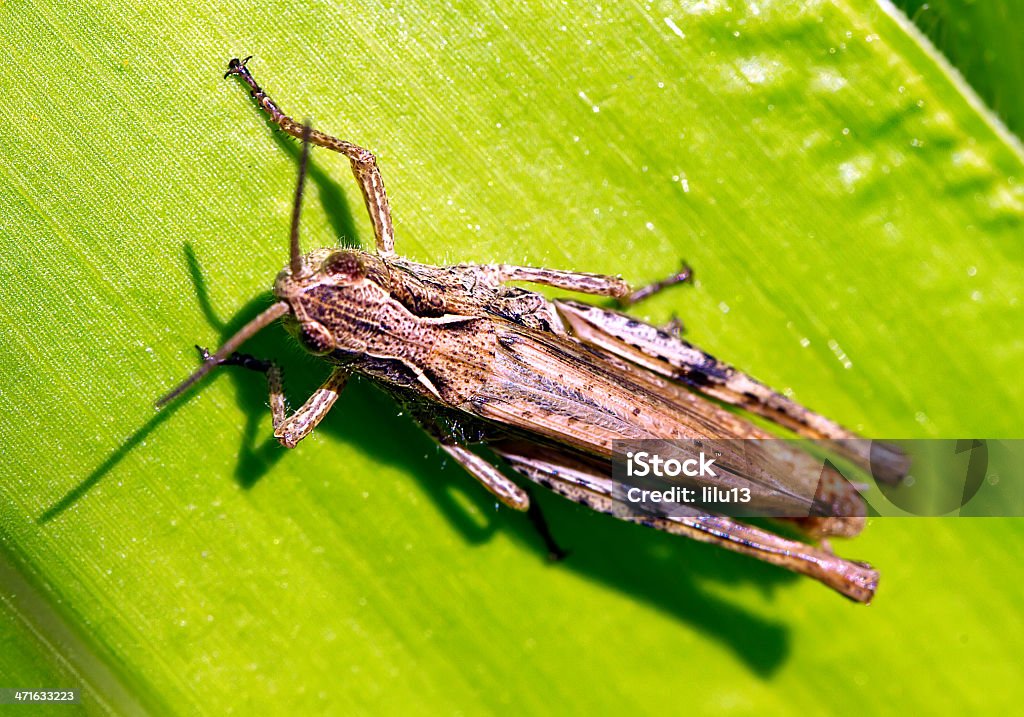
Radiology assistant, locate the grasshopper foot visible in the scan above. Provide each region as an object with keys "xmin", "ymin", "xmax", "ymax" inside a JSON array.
[
  {"xmin": 661, "ymin": 315, "xmax": 685, "ymax": 338},
  {"xmin": 195, "ymin": 345, "xmax": 271, "ymax": 373},
  {"xmin": 224, "ymin": 56, "xmax": 253, "ymax": 79},
  {"xmin": 620, "ymin": 261, "xmax": 693, "ymax": 306},
  {"xmin": 525, "ymin": 490, "xmax": 571, "ymax": 562}
]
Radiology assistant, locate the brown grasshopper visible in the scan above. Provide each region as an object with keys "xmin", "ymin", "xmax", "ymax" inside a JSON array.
[{"xmin": 160, "ymin": 57, "xmax": 907, "ymax": 604}]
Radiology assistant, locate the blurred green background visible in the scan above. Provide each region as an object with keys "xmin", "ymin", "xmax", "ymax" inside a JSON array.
[{"xmin": 1, "ymin": 0, "xmax": 1022, "ymax": 714}]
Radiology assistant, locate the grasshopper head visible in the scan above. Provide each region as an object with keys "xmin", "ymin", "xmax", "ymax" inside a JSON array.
[
  {"xmin": 271, "ymin": 246, "xmax": 391, "ymax": 357},
  {"xmin": 267, "ymin": 120, "xmax": 391, "ymax": 358},
  {"xmin": 155, "ymin": 120, "xmax": 387, "ymax": 405}
]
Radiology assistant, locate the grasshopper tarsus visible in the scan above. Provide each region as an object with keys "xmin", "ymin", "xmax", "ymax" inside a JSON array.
[
  {"xmin": 224, "ymin": 56, "xmax": 253, "ymax": 80},
  {"xmin": 661, "ymin": 315, "xmax": 685, "ymax": 338},
  {"xmin": 524, "ymin": 488, "xmax": 571, "ymax": 562},
  {"xmin": 196, "ymin": 345, "xmax": 272, "ymax": 374},
  {"xmin": 620, "ymin": 261, "xmax": 694, "ymax": 307}
]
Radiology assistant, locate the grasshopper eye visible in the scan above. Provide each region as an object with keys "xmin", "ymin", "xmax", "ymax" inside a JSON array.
[
  {"xmin": 323, "ymin": 251, "xmax": 365, "ymax": 280},
  {"xmin": 298, "ymin": 321, "xmax": 335, "ymax": 355}
]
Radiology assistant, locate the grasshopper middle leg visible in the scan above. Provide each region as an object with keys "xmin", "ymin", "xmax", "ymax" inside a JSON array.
[
  {"xmin": 456, "ymin": 262, "xmax": 690, "ymax": 335},
  {"xmin": 491, "ymin": 265, "xmax": 631, "ymax": 298},
  {"xmin": 438, "ymin": 443, "xmax": 530, "ymax": 511},
  {"xmin": 400, "ymin": 399, "xmax": 570, "ymax": 558},
  {"xmin": 490, "ymin": 261, "xmax": 692, "ymax": 303},
  {"xmin": 399, "ymin": 398, "xmax": 530, "ymax": 511}
]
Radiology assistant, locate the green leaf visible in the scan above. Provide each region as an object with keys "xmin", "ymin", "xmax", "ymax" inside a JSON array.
[
  {"xmin": 2, "ymin": 1, "xmax": 1022, "ymax": 714},
  {"xmin": 896, "ymin": 0, "xmax": 1024, "ymax": 136}
]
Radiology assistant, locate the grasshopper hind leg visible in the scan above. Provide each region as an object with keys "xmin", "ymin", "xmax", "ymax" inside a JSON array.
[
  {"xmin": 552, "ymin": 301, "xmax": 910, "ymax": 485},
  {"xmin": 492, "ymin": 439, "xmax": 880, "ymax": 603}
]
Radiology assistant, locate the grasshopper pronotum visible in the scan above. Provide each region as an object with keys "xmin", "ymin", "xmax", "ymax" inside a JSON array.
[{"xmin": 160, "ymin": 58, "xmax": 908, "ymax": 603}]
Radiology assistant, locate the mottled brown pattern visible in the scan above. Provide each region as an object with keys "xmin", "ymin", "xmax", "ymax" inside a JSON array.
[{"xmin": 255, "ymin": 242, "xmax": 895, "ymax": 601}]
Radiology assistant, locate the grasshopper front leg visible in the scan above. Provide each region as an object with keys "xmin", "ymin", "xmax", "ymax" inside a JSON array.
[
  {"xmin": 225, "ymin": 57, "xmax": 396, "ymax": 257},
  {"xmin": 201, "ymin": 348, "xmax": 350, "ymax": 448}
]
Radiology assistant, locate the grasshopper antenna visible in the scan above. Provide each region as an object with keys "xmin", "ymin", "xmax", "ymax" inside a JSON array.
[
  {"xmin": 290, "ymin": 121, "xmax": 313, "ymax": 277},
  {"xmin": 155, "ymin": 301, "xmax": 289, "ymax": 408},
  {"xmin": 156, "ymin": 123, "xmax": 316, "ymax": 408}
]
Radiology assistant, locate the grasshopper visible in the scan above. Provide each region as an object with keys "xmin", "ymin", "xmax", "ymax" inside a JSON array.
[{"xmin": 160, "ymin": 57, "xmax": 907, "ymax": 604}]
